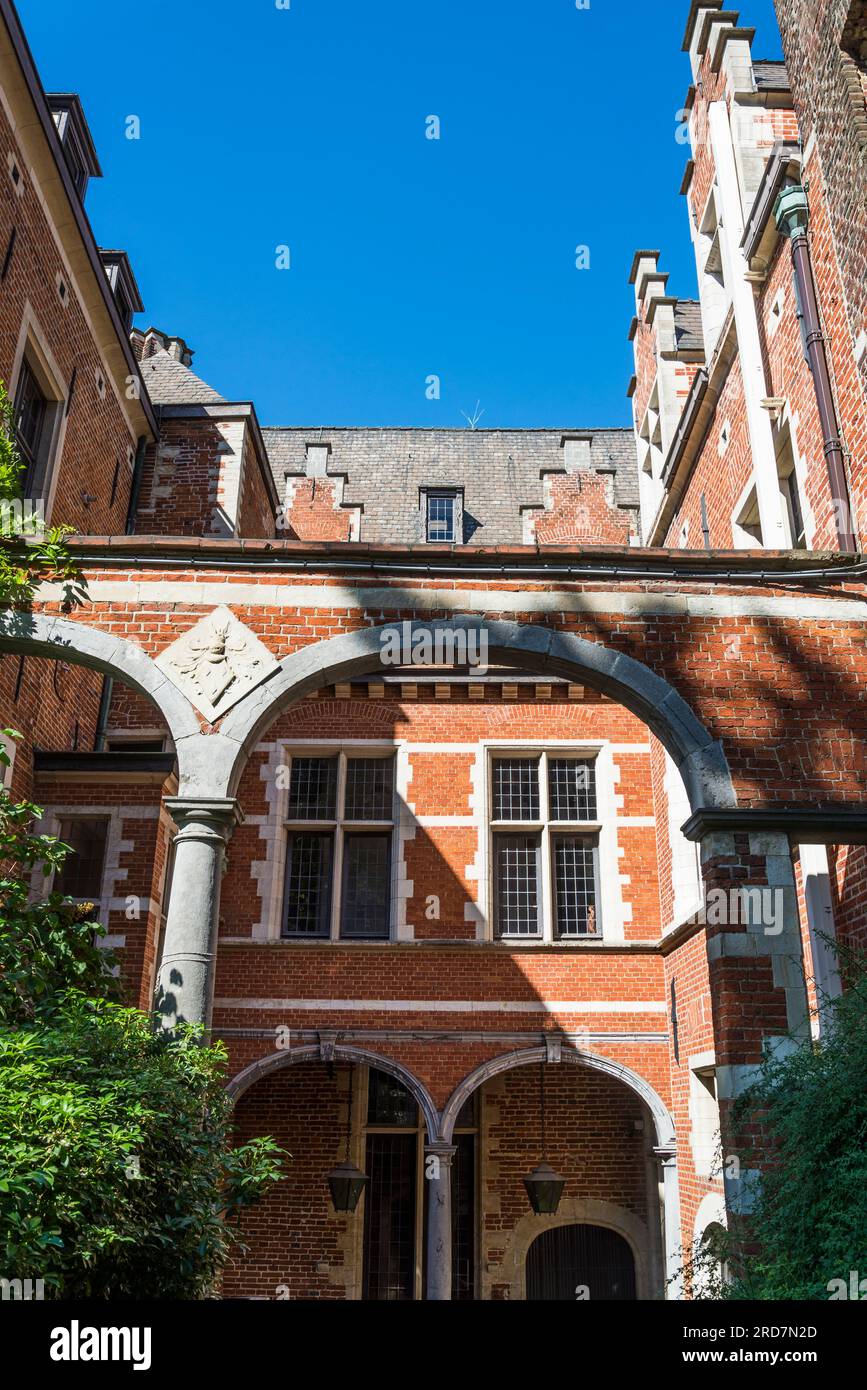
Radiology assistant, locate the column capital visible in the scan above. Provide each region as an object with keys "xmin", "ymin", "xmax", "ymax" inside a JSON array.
[
  {"xmin": 163, "ymin": 797, "xmax": 244, "ymax": 837},
  {"xmin": 653, "ymin": 1143, "xmax": 677, "ymax": 1166},
  {"xmin": 425, "ymin": 1142, "xmax": 458, "ymax": 1167}
]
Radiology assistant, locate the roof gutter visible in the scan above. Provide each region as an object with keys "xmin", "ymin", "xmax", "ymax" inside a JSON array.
[{"xmin": 54, "ymin": 535, "xmax": 867, "ymax": 587}]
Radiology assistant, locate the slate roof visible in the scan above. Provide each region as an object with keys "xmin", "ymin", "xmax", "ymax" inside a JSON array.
[
  {"xmin": 262, "ymin": 427, "xmax": 640, "ymax": 545},
  {"xmin": 753, "ymin": 60, "xmax": 790, "ymax": 92},
  {"xmin": 674, "ymin": 300, "xmax": 705, "ymax": 355},
  {"xmin": 140, "ymin": 349, "xmax": 226, "ymax": 406}
]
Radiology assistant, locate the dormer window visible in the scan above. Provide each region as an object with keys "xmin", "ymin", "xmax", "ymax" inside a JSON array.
[
  {"xmin": 46, "ymin": 94, "xmax": 101, "ymax": 203},
  {"xmin": 425, "ymin": 489, "xmax": 461, "ymax": 543},
  {"xmin": 99, "ymin": 251, "xmax": 144, "ymax": 334}
]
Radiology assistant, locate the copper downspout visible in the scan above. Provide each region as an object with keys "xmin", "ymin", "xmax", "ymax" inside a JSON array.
[{"xmin": 774, "ymin": 185, "xmax": 857, "ymax": 553}]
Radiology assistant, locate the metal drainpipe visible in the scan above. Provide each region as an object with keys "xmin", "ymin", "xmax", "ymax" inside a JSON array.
[
  {"xmin": 774, "ymin": 184, "xmax": 857, "ymax": 554},
  {"xmin": 94, "ymin": 675, "xmax": 113, "ymax": 751}
]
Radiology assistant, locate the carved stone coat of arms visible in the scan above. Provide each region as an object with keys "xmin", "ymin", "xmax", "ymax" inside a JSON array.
[{"xmin": 155, "ymin": 606, "xmax": 280, "ymax": 722}]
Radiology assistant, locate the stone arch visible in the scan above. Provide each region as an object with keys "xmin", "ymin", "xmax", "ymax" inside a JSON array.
[
  {"xmin": 226, "ymin": 1043, "xmax": 441, "ymax": 1142},
  {"xmin": 217, "ymin": 618, "xmax": 736, "ymax": 812},
  {"xmin": 440, "ymin": 1045, "xmax": 676, "ymax": 1147},
  {"xmin": 497, "ymin": 1199, "xmax": 652, "ymax": 1301},
  {"xmin": 0, "ymin": 610, "xmax": 215, "ymax": 794}
]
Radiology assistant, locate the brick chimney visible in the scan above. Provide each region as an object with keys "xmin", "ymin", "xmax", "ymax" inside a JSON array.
[{"xmin": 130, "ymin": 326, "xmax": 194, "ymax": 366}]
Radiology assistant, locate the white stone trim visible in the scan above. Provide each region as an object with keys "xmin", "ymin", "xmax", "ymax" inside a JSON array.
[
  {"xmin": 213, "ymin": 997, "xmax": 669, "ymax": 1014},
  {"xmin": 36, "ymin": 579, "xmax": 867, "ymax": 624}
]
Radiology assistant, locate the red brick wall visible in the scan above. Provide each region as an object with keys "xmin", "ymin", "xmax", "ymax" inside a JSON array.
[
  {"xmin": 776, "ymin": 0, "xmax": 867, "ymax": 399},
  {"xmin": 132, "ymin": 419, "xmax": 230, "ymax": 536},
  {"xmin": 828, "ymin": 842, "xmax": 867, "ymax": 953},
  {"xmin": 0, "ymin": 655, "xmax": 103, "ymax": 802},
  {"xmin": 223, "ymin": 1062, "xmax": 354, "ymax": 1300},
  {"xmin": 28, "ymin": 560, "xmax": 867, "ymax": 808},
  {"xmin": 482, "ymin": 1064, "xmax": 651, "ymax": 1299},
  {"xmin": 531, "ymin": 472, "xmax": 633, "ymax": 545},
  {"xmin": 32, "ymin": 772, "xmax": 172, "ymax": 1010},
  {"xmin": 280, "ymin": 477, "xmax": 354, "ymax": 542},
  {"xmin": 236, "ymin": 430, "xmax": 276, "ymax": 538},
  {"xmin": 0, "ymin": 104, "xmax": 138, "ymax": 535},
  {"xmin": 664, "ymin": 357, "xmax": 752, "ymax": 548},
  {"xmin": 663, "ymin": 928, "xmax": 721, "ymax": 1266}
]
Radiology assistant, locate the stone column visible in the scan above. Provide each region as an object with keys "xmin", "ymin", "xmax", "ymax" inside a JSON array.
[
  {"xmin": 654, "ymin": 1144, "xmax": 683, "ymax": 1300},
  {"xmin": 155, "ymin": 798, "xmax": 243, "ymax": 1032},
  {"xmin": 425, "ymin": 1143, "xmax": 456, "ymax": 1301}
]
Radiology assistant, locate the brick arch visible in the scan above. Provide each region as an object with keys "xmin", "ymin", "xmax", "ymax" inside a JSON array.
[
  {"xmin": 0, "ymin": 609, "xmax": 201, "ymax": 769},
  {"xmin": 225, "ymin": 1043, "xmax": 441, "ymax": 1142},
  {"xmin": 217, "ymin": 618, "xmax": 736, "ymax": 812},
  {"xmin": 439, "ymin": 1045, "xmax": 676, "ymax": 1147}
]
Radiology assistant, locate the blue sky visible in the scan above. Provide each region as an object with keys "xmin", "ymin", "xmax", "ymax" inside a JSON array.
[{"xmin": 18, "ymin": 0, "xmax": 783, "ymax": 429}]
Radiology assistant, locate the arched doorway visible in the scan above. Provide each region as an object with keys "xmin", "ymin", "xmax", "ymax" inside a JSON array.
[{"xmin": 526, "ymin": 1224, "xmax": 637, "ymax": 1301}]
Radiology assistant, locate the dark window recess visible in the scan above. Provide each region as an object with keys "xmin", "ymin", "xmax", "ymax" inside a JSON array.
[
  {"xmin": 13, "ymin": 654, "xmax": 26, "ymax": 702},
  {"xmin": 366, "ymin": 1070, "xmax": 418, "ymax": 1127},
  {"xmin": 281, "ymin": 831, "xmax": 333, "ymax": 937},
  {"xmin": 548, "ymin": 758, "xmax": 597, "ymax": 821},
  {"xmin": 54, "ymin": 819, "xmax": 108, "ymax": 900},
  {"xmin": 14, "ymin": 360, "xmax": 48, "ymax": 496},
  {"xmin": 115, "ymin": 287, "xmax": 133, "ymax": 334},
  {"xmin": 426, "ymin": 491, "xmax": 457, "ymax": 542},
  {"xmin": 525, "ymin": 1224, "xmax": 637, "ymax": 1301},
  {"xmin": 553, "ymin": 834, "xmax": 598, "ymax": 937},
  {"xmin": 783, "ymin": 470, "xmax": 806, "ymax": 549},
  {"xmin": 341, "ymin": 832, "xmax": 391, "ymax": 939},
  {"xmin": 63, "ymin": 136, "xmax": 88, "ymax": 198},
  {"xmin": 65, "ymin": 365, "xmax": 77, "ymax": 418},
  {"xmin": 492, "ymin": 757, "xmax": 540, "ymax": 820},
  {"xmin": 109, "ymin": 456, "xmax": 122, "ymax": 508},
  {"xmin": 494, "ymin": 832, "xmax": 542, "ymax": 937},
  {"xmin": 286, "ymin": 756, "xmax": 337, "ymax": 820},
  {"xmin": 1, "ymin": 226, "xmax": 16, "ymax": 282},
  {"xmin": 453, "ymin": 1091, "xmax": 478, "ymax": 1130},
  {"xmin": 452, "ymin": 1132, "xmax": 477, "ymax": 1300},
  {"xmin": 363, "ymin": 1133, "xmax": 416, "ymax": 1301},
  {"xmin": 344, "ymin": 757, "xmax": 394, "ymax": 820}
]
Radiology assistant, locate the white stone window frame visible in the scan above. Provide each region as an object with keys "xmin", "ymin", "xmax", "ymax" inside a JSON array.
[
  {"xmin": 687, "ymin": 1050, "xmax": 721, "ymax": 1181},
  {"xmin": 9, "ymin": 306, "xmax": 71, "ymax": 523},
  {"xmin": 773, "ymin": 405, "xmax": 813, "ymax": 550},
  {"xmin": 421, "ymin": 487, "xmax": 463, "ymax": 544},
  {"xmin": 637, "ymin": 384, "xmax": 666, "ymax": 533},
  {"xmin": 693, "ymin": 185, "xmax": 731, "ymax": 362},
  {"xmin": 279, "ymin": 743, "xmax": 398, "ymax": 943},
  {"xmin": 33, "ymin": 805, "xmax": 145, "ymax": 962},
  {"xmin": 481, "ymin": 741, "xmax": 623, "ymax": 946},
  {"xmin": 730, "ymin": 477, "xmax": 763, "ymax": 549}
]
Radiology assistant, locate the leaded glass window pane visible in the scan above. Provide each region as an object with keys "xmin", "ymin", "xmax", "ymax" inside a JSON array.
[
  {"xmin": 548, "ymin": 758, "xmax": 597, "ymax": 821},
  {"xmin": 344, "ymin": 757, "xmax": 394, "ymax": 821},
  {"xmin": 366, "ymin": 1070, "xmax": 418, "ymax": 1127},
  {"xmin": 54, "ymin": 819, "xmax": 108, "ymax": 900},
  {"xmin": 494, "ymin": 832, "xmax": 541, "ymax": 936},
  {"xmin": 341, "ymin": 832, "xmax": 391, "ymax": 939},
  {"xmin": 492, "ymin": 758, "xmax": 540, "ymax": 821},
  {"xmin": 553, "ymin": 834, "xmax": 598, "ymax": 937},
  {"xmin": 286, "ymin": 756, "xmax": 337, "ymax": 820},
  {"xmin": 282, "ymin": 831, "xmax": 333, "ymax": 936}
]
